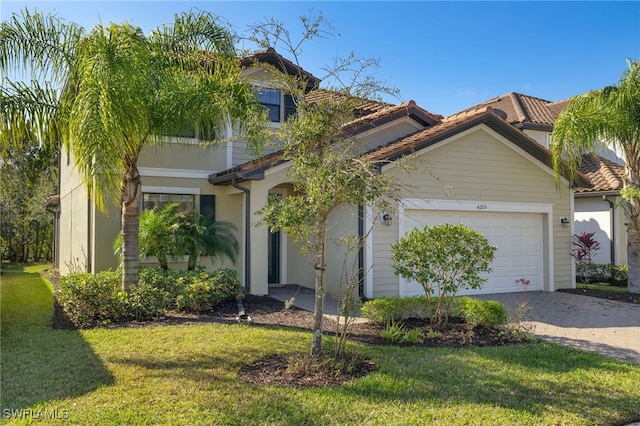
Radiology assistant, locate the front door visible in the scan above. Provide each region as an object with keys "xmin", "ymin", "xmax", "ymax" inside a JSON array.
[{"xmin": 268, "ymin": 229, "xmax": 281, "ymax": 284}]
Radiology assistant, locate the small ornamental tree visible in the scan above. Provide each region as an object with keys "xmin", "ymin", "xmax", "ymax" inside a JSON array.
[
  {"xmin": 391, "ymin": 223, "xmax": 497, "ymax": 324},
  {"xmin": 572, "ymin": 231, "xmax": 601, "ymax": 283}
]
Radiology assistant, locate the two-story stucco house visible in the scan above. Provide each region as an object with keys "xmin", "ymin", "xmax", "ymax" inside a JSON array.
[{"xmin": 48, "ymin": 49, "xmax": 594, "ymax": 299}]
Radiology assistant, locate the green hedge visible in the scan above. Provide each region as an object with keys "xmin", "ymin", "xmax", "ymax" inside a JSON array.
[
  {"xmin": 57, "ymin": 268, "xmax": 241, "ymax": 327},
  {"xmin": 361, "ymin": 295, "xmax": 507, "ymax": 327},
  {"xmin": 453, "ymin": 297, "xmax": 507, "ymax": 328}
]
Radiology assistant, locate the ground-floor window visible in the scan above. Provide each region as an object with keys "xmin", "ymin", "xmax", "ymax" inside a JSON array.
[{"xmin": 142, "ymin": 193, "xmax": 195, "ymax": 213}]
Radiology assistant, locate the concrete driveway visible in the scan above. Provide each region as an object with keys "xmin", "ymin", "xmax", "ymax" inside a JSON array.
[
  {"xmin": 270, "ymin": 285, "xmax": 640, "ymax": 364},
  {"xmin": 476, "ymin": 291, "xmax": 640, "ymax": 364}
]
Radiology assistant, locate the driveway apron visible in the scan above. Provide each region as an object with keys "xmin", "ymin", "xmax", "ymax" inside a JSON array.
[{"xmin": 476, "ymin": 291, "xmax": 640, "ymax": 364}]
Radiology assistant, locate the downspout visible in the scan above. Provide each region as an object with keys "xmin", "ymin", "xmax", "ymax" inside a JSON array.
[
  {"xmin": 357, "ymin": 204, "xmax": 365, "ymax": 300},
  {"xmin": 231, "ymin": 178, "xmax": 251, "ymax": 295},
  {"xmin": 87, "ymin": 198, "xmax": 92, "ymax": 273},
  {"xmin": 603, "ymin": 195, "xmax": 616, "ymax": 269}
]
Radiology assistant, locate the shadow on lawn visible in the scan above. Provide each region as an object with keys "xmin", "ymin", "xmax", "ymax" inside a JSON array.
[
  {"xmin": 0, "ymin": 266, "xmax": 114, "ymax": 410},
  {"xmin": 337, "ymin": 344, "xmax": 640, "ymax": 425}
]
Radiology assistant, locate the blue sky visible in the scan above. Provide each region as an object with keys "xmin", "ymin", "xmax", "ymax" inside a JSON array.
[{"xmin": 2, "ymin": 1, "xmax": 639, "ymax": 116}]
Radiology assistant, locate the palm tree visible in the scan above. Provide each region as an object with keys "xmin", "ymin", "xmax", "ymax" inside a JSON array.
[
  {"xmin": 552, "ymin": 59, "xmax": 640, "ymax": 293},
  {"xmin": 136, "ymin": 203, "xmax": 181, "ymax": 270},
  {"xmin": 1, "ymin": 9, "xmax": 268, "ymax": 290},
  {"xmin": 174, "ymin": 212, "xmax": 239, "ymax": 271}
]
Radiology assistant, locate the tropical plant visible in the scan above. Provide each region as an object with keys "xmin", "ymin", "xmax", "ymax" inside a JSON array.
[
  {"xmin": 572, "ymin": 231, "xmax": 602, "ymax": 283},
  {"xmin": 552, "ymin": 59, "xmax": 640, "ymax": 293},
  {"xmin": 573, "ymin": 231, "xmax": 602, "ymax": 263},
  {"xmin": 174, "ymin": 212, "xmax": 239, "ymax": 271},
  {"xmin": 138, "ymin": 204, "xmax": 181, "ymax": 270},
  {"xmin": 391, "ymin": 223, "xmax": 497, "ymax": 324},
  {"xmin": 1, "ymin": 9, "xmax": 269, "ymax": 290}
]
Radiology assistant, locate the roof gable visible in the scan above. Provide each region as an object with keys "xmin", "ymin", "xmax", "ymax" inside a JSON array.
[
  {"xmin": 362, "ymin": 106, "xmax": 589, "ymax": 188},
  {"xmin": 240, "ymin": 47, "xmax": 321, "ymax": 90},
  {"xmin": 452, "ymin": 92, "xmax": 563, "ymax": 131}
]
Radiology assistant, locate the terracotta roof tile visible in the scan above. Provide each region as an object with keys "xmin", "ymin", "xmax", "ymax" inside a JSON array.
[
  {"xmin": 452, "ymin": 92, "xmax": 564, "ymax": 128},
  {"xmin": 304, "ymin": 88, "xmax": 392, "ymax": 116},
  {"xmin": 575, "ymin": 154, "xmax": 625, "ymax": 193},
  {"xmin": 241, "ymin": 47, "xmax": 321, "ymax": 89}
]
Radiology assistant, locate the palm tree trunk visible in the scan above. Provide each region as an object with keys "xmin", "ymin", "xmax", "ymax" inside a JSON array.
[
  {"xmin": 626, "ymin": 200, "xmax": 640, "ymax": 294},
  {"xmin": 121, "ymin": 166, "xmax": 141, "ymax": 291},
  {"xmin": 624, "ymin": 167, "xmax": 640, "ymax": 294},
  {"xmin": 311, "ymin": 220, "xmax": 327, "ymax": 358}
]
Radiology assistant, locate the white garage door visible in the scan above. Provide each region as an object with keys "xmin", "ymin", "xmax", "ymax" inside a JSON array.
[{"xmin": 402, "ymin": 210, "xmax": 543, "ymax": 296}]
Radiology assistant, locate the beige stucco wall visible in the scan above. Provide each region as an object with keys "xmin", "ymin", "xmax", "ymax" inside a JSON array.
[
  {"xmin": 575, "ymin": 195, "xmax": 627, "ymax": 266},
  {"xmin": 58, "ymin": 148, "xmax": 90, "ymax": 274},
  {"xmin": 370, "ymin": 125, "xmax": 574, "ymax": 298},
  {"xmin": 139, "ymin": 140, "xmax": 227, "ymax": 173}
]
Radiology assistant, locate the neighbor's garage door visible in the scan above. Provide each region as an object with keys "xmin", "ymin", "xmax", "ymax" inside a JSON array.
[{"xmin": 402, "ymin": 210, "xmax": 543, "ymax": 296}]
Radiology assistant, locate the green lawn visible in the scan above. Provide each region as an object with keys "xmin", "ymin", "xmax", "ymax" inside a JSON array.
[
  {"xmin": 577, "ymin": 282, "xmax": 629, "ymax": 293},
  {"xmin": 2, "ymin": 264, "xmax": 639, "ymax": 425}
]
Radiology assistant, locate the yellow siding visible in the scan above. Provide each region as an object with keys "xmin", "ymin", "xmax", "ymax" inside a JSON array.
[{"xmin": 372, "ymin": 126, "xmax": 573, "ymax": 297}]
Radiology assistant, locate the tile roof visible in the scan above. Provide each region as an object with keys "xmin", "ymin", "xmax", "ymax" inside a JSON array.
[
  {"xmin": 362, "ymin": 107, "xmax": 521, "ymax": 162},
  {"xmin": 451, "ymin": 92, "xmax": 566, "ymax": 129},
  {"xmin": 240, "ymin": 47, "xmax": 321, "ymax": 90},
  {"xmin": 304, "ymin": 88, "xmax": 392, "ymax": 117},
  {"xmin": 575, "ymin": 154, "xmax": 625, "ymax": 193},
  {"xmin": 210, "ymin": 99, "xmax": 441, "ymax": 183},
  {"xmin": 361, "ymin": 106, "xmax": 589, "ymax": 188}
]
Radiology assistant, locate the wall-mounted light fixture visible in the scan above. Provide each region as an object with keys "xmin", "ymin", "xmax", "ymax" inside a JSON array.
[
  {"xmin": 559, "ymin": 217, "xmax": 570, "ymax": 228},
  {"xmin": 381, "ymin": 213, "xmax": 392, "ymax": 226}
]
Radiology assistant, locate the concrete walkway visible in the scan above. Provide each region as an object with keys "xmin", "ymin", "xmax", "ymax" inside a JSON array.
[{"xmin": 269, "ymin": 285, "xmax": 640, "ymax": 364}]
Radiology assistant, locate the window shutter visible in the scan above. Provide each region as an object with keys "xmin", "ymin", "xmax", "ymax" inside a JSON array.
[
  {"xmin": 284, "ymin": 93, "xmax": 296, "ymax": 121},
  {"xmin": 200, "ymin": 195, "xmax": 215, "ymax": 222}
]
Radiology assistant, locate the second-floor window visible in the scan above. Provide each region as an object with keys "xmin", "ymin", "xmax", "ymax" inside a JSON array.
[{"xmin": 256, "ymin": 87, "xmax": 296, "ymax": 123}]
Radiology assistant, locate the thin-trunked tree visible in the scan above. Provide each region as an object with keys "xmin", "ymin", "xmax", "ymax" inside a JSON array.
[
  {"xmin": 252, "ymin": 13, "xmax": 402, "ymax": 358},
  {"xmin": 1, "ymin": 9, "xmax": 268, "ymax": 290}
]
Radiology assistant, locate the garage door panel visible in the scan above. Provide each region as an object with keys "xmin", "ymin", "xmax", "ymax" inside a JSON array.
[{"xmin": 402, "ymin": 210, "xmax": 543, "ymax": 295}]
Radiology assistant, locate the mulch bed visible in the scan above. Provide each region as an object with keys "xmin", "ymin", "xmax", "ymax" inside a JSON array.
[
  {"xmin": 557, "ymin": 286, "xmax": 640, "ymax": 304},
  {"xmin": 45, "ymin": 269, "xmax": 638, "ymax": 388}
]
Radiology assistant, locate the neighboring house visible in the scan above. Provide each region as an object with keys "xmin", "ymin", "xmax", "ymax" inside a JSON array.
[
  {"xmin": 455, "ymin": 92, "xmax": 628, "ymax": 267},
  {"xmin": 49, "ymin": 50, "xmax": 588, "ymax": 298}
]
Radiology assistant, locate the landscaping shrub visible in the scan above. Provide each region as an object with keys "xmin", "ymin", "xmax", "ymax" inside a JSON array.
[
  {"xmin": 361, "ymin": 296, "xmax": 431, "ymax": 324},
  {"xmin": 453, "ymin": 297, "xmax": 507, "ymax": 328},
  {"xmin": 576, "ymin": 263, "xmax": 628, "ymax": 285},
  {"xmin": 57, "ymin": 268, "xmax": 241, "ymax": 326},
  {"xmin": 57, "ymin": 271, "xmax": 127, "ymax": 326},
  {"xmin": 391, "ymin": 223, "xmax": 496, "ymax": 324},
  {"xmin": 379, "ymin": 320, "xmax": 425, "ymax": 344},
  {"xmin": 174, "ymin": 268, "xmax": 241, "ymax": 313},
  {"xmin": 362, "ymin": 295, "xmax": 507, "ymax": 328}
]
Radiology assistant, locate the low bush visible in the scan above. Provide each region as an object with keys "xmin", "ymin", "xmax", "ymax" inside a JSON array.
[
  {"xmin": 453, "ymin": 297, "xmax": 507, "ymax": 328},
  {"xmin": 576, "ymin": 262, "xmax": 628, "ymax": 285},
  {"xmin": 57, "ymin": 271, "xmax": 127, "ymax": 326},
  {"xmin": 362, "ymin": 295, "xmax": 507, "ymax": 328},
  {"xmin": 175, "ymin": 268, "xmax": 241, "ymax": 313},
  {"xmin": 57, "ymin": 268, "xmax": 241, "ymax": 327},
  {"xmin": 361, "ymin": 296, "xmax": 431, "ymax": 324}
]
